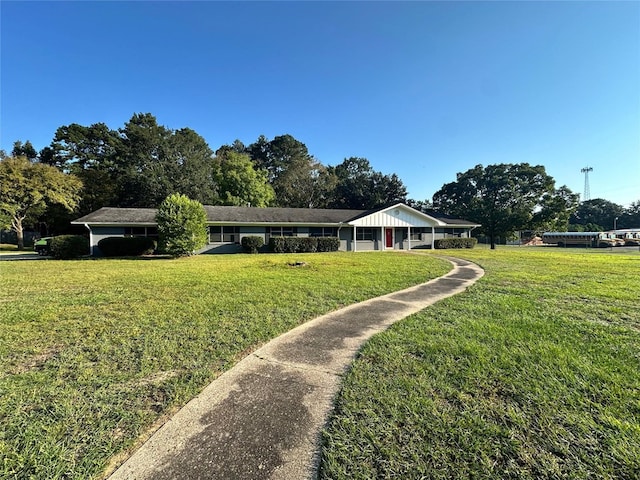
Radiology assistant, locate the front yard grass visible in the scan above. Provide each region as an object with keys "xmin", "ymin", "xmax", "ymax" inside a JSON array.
[
  {"xmin": 0, "ymin": 252, "xmax": 449, "ymax": 479},
  {"xmin": 320, "ymin": 248, "xmax": 640, "ymax": 479}
]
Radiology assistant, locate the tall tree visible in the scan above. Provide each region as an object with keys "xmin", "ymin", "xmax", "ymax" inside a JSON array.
[
  {"xmin": 619, "ymin": 200, "xmax": 640, "ymax": 229},
  {"xmin": 433, "ymin": 163, "xmax": 556, "ymax": 249},
  {"xmin": 569, "ymin": 198, "xmax": 625, "ymax": 231},
  {"xmin": 246, "ymin": 134, "xmax": 335, "ymax": 207},
  {"xmin": 532, "ymin": 185, "xmax": 580, "ymax": 232},
  {"xmin": 212, "ymin": 150, "xmax": 275, "ymax": 207},
  {"xmin": 0, "ymin": 156, "xmax": 82, "ymax": 249},
  {"xmin": 328, "ymin": 157, "xmax": 407, "ymax": 209},
  {"xmin": 11, "ymin": 140, "xmax": 37, "ymax": 160}
]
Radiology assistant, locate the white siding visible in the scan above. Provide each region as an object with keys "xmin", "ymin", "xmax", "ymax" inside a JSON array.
[{"xmin": 350, "ymin": 206, "xmax": 440, "ymax": 228}]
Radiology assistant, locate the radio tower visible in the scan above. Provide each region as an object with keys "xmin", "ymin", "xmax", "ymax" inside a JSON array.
[{"xmin": 581, "ymin": 166, "xmax": 593, "ymax": 201}]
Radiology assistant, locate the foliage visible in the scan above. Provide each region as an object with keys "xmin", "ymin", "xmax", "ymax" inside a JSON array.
[
  {"xmin": 433, "ymin": 237, "xmax": 477, "ymax": 249},
  {"xmin": 570, "ymin": 198, "xmax": 625, "ymax": 231},
  {"xmin": 0, "ymin": 156, "xmax": 82, "ymax": 249},
  {"xmin": 328, "ymin": 157, "xmax": 407, "ymax": 209},
  {"xmin": 433, "ymin": 163, "xmax": 564, "ymax": 249},
  {"xmin": 97, "ymin": 236, "xmax": 156, "ymax": 257},
  {"xmin": 213, "ymin": 150, "xmax": 275, "ymax": 207},
  {"xmin": 0, "ymin": 253, "xmax": 448, "ymax": 479},
  {"xmin": 269, "ymin": 236, "xmax": 339, "ymax": 253},
  {"xmin": 156, "ymin": 194, "xmax": 208, "ymax": 257},
  {"xmin": 246, "ymin": 134, "xmax": 337, "ymax": 208},
  {"xmin": 316, "ymin": 237, "xmax": 341, "ymax": 252},
  {"xmin": 320, "ymin": 248, "xmax": 640, "ymax": 480},
  {"xmin": 618, "ymin": 200, "xmax": 640, "ymax": 229},
  {"xmin": 241, "ymin": 236, "xmax": 264, "ymax": 254},
  {"xmin": 50, "ymin": 235, "xmax": 89, "ymax": 259}
]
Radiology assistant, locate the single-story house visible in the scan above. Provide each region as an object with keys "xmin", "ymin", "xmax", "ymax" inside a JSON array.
[{"xmin": 71, "ymin": 203, "xmax": 480, "ymax": 256}]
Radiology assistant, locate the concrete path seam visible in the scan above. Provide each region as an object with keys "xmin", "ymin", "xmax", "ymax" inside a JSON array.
[{"xmin": 107, "ymin": 256, "xmax": 484, "ymax": 480}]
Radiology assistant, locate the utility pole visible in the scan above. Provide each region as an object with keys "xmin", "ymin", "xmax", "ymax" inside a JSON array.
[{"xmin": 581, "ymin": 166, "xmax": 593, "ymax": 201}]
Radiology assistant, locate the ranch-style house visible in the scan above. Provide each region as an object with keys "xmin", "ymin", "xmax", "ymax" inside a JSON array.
[{"xmin": 72, "ymin": 203, "xmax": 480, "ymax": 256}]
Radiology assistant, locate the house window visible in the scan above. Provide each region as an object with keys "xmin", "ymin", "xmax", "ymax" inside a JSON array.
[
  {"xmin": 209, "ymin": 226, "xmax": 240, "ymax": 243},
  {"xmin": 268, "ymin": 226, "xmax": 297, "ymax": 237},
  {"xmin": 410, "ymin": 227, "xmax": 429, "ymax": 241},
  {"xmin": 125, "ymin": 227, "xmax": 148, "ymax": 237},
  {"xmin": 356, "ymin": 228, "xmax": 375, "ymax": 241},
  {"xmin": 310, "ymin": 227, "xmax": 338, "ymax": 237}
]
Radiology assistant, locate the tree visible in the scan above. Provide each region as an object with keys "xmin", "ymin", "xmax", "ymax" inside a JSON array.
[
  {"xmin": 406, "ymin": 199, "xmax": 433, "ymax": 213},
  {"xmin": 569, "ymin": 198, "xmax": 624, "ymax": 231},
  {"xmin": 12, "ymin": 140, "xmax": 37, "ymax": 160},
  {"xmin": 212, "ymin": 150, "xmax": 275, "ymax": 207},
  {"xmin": 432, "ymin": 163, "xmax": 556, "ymax": 249},
  {"xmin": 0, "ymin": 156, "xmax": 82, "ymax": 249},
  {"xmin": 156, "ymin": 193, "xmax": 208, "ymax": 257},
  {"xmin": 619, "ymin": 200, "xmax": 640, "ymax": 229},
  {"xmin": 246, "ymin": 134, "xmax": 337, "ymax": 208},
  {"xmin": 531, "ymin": 185, "xmax": 580, "ymax": 232},
  {"xmin": 328, "ymin": 157, "xmax": 408, "ymax": 209}
]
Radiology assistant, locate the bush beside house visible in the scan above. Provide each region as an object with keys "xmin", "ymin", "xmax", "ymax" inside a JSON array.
[
  {"xmin": 241, "ymin": 236, "xmax": 264, "ymax": 254},
  {"xmin": 434, "ymin": 238, "xmax": 477, "ymax": 249},
  {"xmin": 269, "ymin": 236, "xmax": 340, "ymax": 253},
  {"xmin": 98, "ymin": 237, "xmax": 156, "ymax": 257},
  {"xmin": 50, "ymin": 235, "xmax": 89, "ymax": 259},
  {"xmin": 156, "ymin": 194, "xmax": 208, "ymax": 257}
]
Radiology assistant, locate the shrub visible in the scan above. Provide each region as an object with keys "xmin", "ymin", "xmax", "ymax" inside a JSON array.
[
  {"xmin": 50, "ymin": 235, "xmax": 89, "ymax": 259},
  {"xmin": 434, "ymin": 237, "xmax": 478, "ymax": 249},
  {"xmin": 98, "ymin": 237, "xmax": 156, "ymax": 257},
  {"xmin": 268, "ymin": 236, "xmax": 340, "ymax": 253},
  {"xmin": 156, "ymin": 194, "xmax": 208, "ymax": 257},
  {"xmin": 317, "ymin": 237, "xmax": 340, "ymax": 252},
  {"xmin": 241, "ymin": 236, "xmax": 264, "ymax": 254}
]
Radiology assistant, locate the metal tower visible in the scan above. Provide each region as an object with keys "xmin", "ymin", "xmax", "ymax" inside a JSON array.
[{"xmin": 581, "ymin": 166, "xmax": 593, "ymax": 201}]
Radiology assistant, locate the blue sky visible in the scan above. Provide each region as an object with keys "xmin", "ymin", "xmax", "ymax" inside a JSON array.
[{"xmin": 1, "ymin": 1, "xmax": 638, "ymax": 207}]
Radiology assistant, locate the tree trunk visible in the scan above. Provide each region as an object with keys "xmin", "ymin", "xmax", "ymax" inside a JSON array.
[
  {"xmin": 490, "ymin": 233, "xmax": 496, "ymax": 250},
  {"xmin": 13, "ymin": 217, "xmax": 24, "ymax": 250}
]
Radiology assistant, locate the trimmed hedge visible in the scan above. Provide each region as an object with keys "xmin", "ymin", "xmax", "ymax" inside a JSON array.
[
  {"xmin": 269, "ymin": 236, "xmax": 340, "ymax": 254},
  {"xmin": 317, "ymin": 237, "xmax": 341, "ymax": 252},
  {"xmin": 434, "ymin": 237, "xmax": 478, "ymax": 249},
  {"xmin": 98, "ymin": 237, "xmax": 157, "ymax": 257},
  {"xmin": 50, "ymin": 235, "xmax": 90, "ymax": 259},
  {"xmin": 241, "ymin": 236, "xmax": 264, "ymax": 254}
]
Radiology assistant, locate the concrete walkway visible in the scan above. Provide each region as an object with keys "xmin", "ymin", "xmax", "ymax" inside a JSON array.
[{"xmin": 107, "ymin": 256, "xmax": 484, "ymax": 480}]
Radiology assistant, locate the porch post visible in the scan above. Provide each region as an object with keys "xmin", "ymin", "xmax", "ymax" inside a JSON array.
[
  {"xmin": 381, "ymin": 227, "xmax": 385, "ymax": 250},
  {"xmin": 408, "ymin": 226, "xmax": 411, "ymax": 251},
  {"xmin": 431, "ymin": 226, "xmax": 435, "ymax": 249},
  {"xmin": 353, "ymin": 226, "xmax": 357, "ymax": 252}
]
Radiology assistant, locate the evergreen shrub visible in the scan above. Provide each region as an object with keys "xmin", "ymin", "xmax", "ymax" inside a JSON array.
[
  {"xmin": 268, "ymin": 236, "xmax": 340, "ymax": 253},
  {"xmin": 434, "ymin": 238, "xmax": 478, "ymax": 249},
  {"xmin": 241, "ymin": 236, "xmax": 264, "ymax": 254},
  {"xmin": 50, "ymin": 235, "xmax": 89, "ymax": 259},
  {"xmin": 98, "ymin": 237, "xmax": 156, "ymax": 257}
]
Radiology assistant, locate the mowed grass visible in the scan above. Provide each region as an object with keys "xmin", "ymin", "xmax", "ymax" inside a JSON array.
[
  {"xmin": 320, "ymin": 247, "xmax": 640, "ymax": 480},
  {"xmin": 0, "ymin": 252, "xmax": 449, "ymax": 479}
]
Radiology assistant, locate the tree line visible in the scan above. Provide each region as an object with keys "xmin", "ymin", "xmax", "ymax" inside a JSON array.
[{"xmin": 2, "ymin": 112, "xmax": 638, "ymax": 250}]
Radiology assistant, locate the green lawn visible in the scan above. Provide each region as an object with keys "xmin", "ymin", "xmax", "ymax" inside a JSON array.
[
  {"xmin": 320, "ymin": 247, "xmax": 640, "ymax": 479},
  {"xmin": 0, "ymin": 252, "xmax": 449, "ymax": 480}
]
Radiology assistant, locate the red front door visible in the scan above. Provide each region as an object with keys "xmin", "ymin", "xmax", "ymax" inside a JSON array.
[{"xmin": 385, "ymin": 228, "xmax": 393, "ymax": 248}]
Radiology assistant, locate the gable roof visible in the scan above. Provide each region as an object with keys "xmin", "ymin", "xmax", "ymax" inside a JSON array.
[{"xmin": 72, "ymin": 204, "xmax": 479, "ymax": 227}]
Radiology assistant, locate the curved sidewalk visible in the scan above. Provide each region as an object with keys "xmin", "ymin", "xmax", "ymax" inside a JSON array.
[{"xmin": 108, "ymin": 256, "xmax": 484, "ymax": 480}]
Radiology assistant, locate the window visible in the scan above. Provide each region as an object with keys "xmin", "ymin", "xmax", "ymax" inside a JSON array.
[
  {"xmin": 125, "ymin": 227, "xmax": 154, "ymax": 238},
  {"xmin": 310, "ymin": 227, "xmax": 338, "ymax": 237},
  {"xmin": 410, "ymin": 227, "xmax": 429, "ymax": 241},
  {"xmin": 356, "ymin": 228, "xmax": 374, "ymax": 241},
  {"xmin": 209, "ymin": 226, "xmax": 240, "ymax": 243},
  {"xmin": 268, "ymin": 226, "xmax": 297, "ymax": 237}
]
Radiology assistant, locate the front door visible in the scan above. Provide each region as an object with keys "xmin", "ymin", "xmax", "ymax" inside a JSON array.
[{"xmin": 385, "ymin": 228, "xmax": 393, "ymax": 248}]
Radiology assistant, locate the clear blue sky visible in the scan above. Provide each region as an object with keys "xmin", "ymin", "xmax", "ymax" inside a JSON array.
[{"xmin": 1, "ymin": 1, "xmax": 638, "ymax": 207}]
